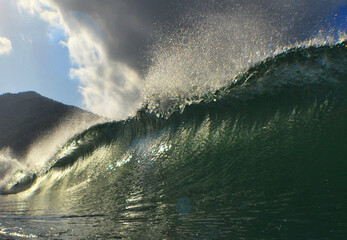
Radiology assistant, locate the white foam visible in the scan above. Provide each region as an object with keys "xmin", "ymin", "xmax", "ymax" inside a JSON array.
[{"xmin": 0, "ymin": 148, "xmax": 25, "ymax": 188}]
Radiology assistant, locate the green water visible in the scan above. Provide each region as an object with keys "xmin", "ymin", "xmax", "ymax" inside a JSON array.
[{"xmin": 0, "ymin": 42, "xmax": 346, "ymax": 239}]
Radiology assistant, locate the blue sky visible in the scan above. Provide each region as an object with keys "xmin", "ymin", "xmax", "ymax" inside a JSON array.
[{"xmin": 0, "ymin": 0, "xmax": 82, "ymax": 107}]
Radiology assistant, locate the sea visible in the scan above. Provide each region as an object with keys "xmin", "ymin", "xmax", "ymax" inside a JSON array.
[{"xmin": 0, "ymin": 10, "xmax": 347, "ymax": 240}]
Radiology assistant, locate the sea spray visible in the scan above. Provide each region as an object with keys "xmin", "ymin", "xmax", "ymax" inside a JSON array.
[
  {"xmin": 144, "ymin": 9, "xmax": 347, "ymax": 117},
  {"xmin": 0, "ymin": 112, "xmax": 104, "ymax": 194},
  {"xmin": 0, "ymin": 148, "xmax": 24, "ymax": 186}
]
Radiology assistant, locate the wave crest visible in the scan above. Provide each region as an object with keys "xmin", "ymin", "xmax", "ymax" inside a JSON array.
[{"xmin": 144, "ymin": 38, "xmax": 347, "ymax": 117}]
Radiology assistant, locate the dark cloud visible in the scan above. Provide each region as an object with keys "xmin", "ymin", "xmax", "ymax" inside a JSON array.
[
  {"xmin": 54, "ymin": 0, "xmax": 344, "ymax": 74},
  {"xmin": 55, "ymin": 0, "xmax": 187, "ymax": 73}
]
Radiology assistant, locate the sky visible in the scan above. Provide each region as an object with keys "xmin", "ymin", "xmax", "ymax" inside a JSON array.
[
  {"xmin": 0, "ymin": 0, "xmax": 346, "ymax": 119},
  {"xmin": 0, "ymin": 0, "xmax": 81, "ymax": 106}
]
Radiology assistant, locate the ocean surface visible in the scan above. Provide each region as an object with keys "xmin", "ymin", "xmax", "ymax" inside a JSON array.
[{"xmin": 0, "ymin": 39, "xmax": 347, "ymax": 239}]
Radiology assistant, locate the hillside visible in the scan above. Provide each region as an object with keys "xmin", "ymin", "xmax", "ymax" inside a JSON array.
[{"xmin": 0, "ymin": 91, "xmax": 99, "ymax": 158}]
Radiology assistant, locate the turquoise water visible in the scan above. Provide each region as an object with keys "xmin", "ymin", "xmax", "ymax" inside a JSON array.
[{"xmin": 0, "ymin": 42, "xmax": 346, "ymax": 239}]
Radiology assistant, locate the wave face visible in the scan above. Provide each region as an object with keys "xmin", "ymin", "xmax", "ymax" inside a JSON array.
[{"xmin": 0, "ymin": 42, "xmax": 346, "ymax": 239}]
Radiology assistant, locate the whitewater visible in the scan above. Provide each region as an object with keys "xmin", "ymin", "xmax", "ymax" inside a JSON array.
[{"xmin": 0, "ymin": 4, "xmax": 347, "ymax": 239}]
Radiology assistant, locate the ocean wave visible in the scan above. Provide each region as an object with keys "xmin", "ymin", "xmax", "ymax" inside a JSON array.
[{"xmin": 1, "ymin": 40, "xmax": 346, "ymax": 195}]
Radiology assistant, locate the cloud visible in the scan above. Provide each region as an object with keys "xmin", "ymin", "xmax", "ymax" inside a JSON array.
[
  {"xmin": 0, "ymin": 37, "xmax": 12, "ymax": 55},
  {"xmin": 16, "ymin": 0, "xmax": 202, "ymax": 119},
  {"xmin": 17, "ymin": 0, "xmax": 344, "ymax": 119},
  {"xmin": 17, "ymin": 0, "xmax": 143, "ymax": 119}
]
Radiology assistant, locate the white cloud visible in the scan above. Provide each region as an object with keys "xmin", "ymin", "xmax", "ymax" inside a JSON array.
[
  {"xmin": 17, "ymin": 0, "xmax": 142, "ymax": 119},
  {"xmin": 17, "ymin": 0, "xmax": 61, "ymax": 26},
  {"xmin": 0, "ymin": 37, "xmax": 12, "ymax": 55}
]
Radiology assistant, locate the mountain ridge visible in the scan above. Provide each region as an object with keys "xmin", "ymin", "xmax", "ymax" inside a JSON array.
[{"xmin": 0, "ymin": 91, "xmax": 99, "ymax": 158}]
